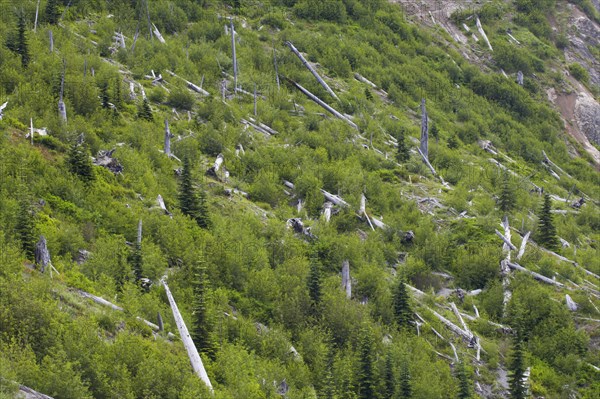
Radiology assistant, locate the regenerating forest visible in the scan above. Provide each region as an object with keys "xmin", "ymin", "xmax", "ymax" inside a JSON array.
[{"xmin": 0, "ymin": 0, "xmax": 599, "ymax": 398}]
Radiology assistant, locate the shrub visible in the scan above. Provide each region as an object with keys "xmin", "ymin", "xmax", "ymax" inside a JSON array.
[{"xmin": 568, "ymin": 63, "xmax": 589, "ymax": 84}]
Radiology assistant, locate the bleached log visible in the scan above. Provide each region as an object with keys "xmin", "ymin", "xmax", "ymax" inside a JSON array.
[
  {"xmin": 432, "ymin": 310, "xmax": 472, "ymax": 341},
  {"xmin": 273, "ymin": 45, "xmax": 280, "ymax": 91},
  {"xmin": 166, "ymin": 70, "xmax": 210, "ymax": 96},
  {"xmin": 137, "ymin": 219, "xmax": 142, "ymax": 245},
  {"xmin": 478, "ymin": 140, "xmax": 498, "ymax": 155},
  {"xmin": 341, "ymin": 260, "xmax": 351, "ymax": 299},
  {"xmin": 152, "ymin": 23, "xmax": 165, "ymax": 43},
  {"xmin": 495, "ymin": 229, "xmax": 517, "ymax": 251},
  {"xmin": 321, "ymin": 189, "xmax": 350, "ymax": 207},
  {"xmin": 420, "ymin": 99, "xmax": 428, "ymax": 159},
  {"xmin": 49, "ymin": 30, "xmax": 54, "ymax": 52},
  {"xmin": 516, "ymin": 231, "xmax": 530, "ymax": 260},
  {"xmin": 473, "ymin": 305, "xmax": 480, "ymax": 318},
  {"xmin": 164, "ymin": 119, "xmax": 172, "ymax": 157},
  {"xmin": 406, "ymin": 283, "xmax": 425, "ymax": 297},
  {"xmin": 517, "ymin": 71, "xmax": 523, "ymax": 85},
  {"xmin": 19, "ymin": 384, "xmax": 54, "ymax": 399},
  {"xmin": 286, "ymin": 41, "xmax": 339, "ymax": 101},
  {"xmin": 129, "ymin": 81, "xmax": 136, "ymax": 99},
  {"xmin": 241, "ymin": 118, "xmax": 272, "ymax": 136},
  {"xmin": 450, "ymin": 302, "xmax": 472, "ymax": 339},
  {"xmin": 360, "ymin": 194, "xmax": 375, "ymax": 230},
  {"xmin": 476, "ymin": 18, "xmax": 493, "ymax": 51},
  {"xmin": 79, "ymin": 289, "xmax": 124, "ymax": 311},
  {"xmin": 371, "ymin": 216, "xmax": 387, "ymax": 229},
  {"xmin": 501, "ymin": 217, "xmax": 513, "ymax": 261},
  {"xmin": 283, "ymin": 180, "xmax": 295, "ymax": 190},
  {"xmin": 35, "ymin": 235, "xmax": 51, "ymax": 273},
  {"xmin": 449, "ymin": 342, "xmax": 459, "ymax": 361},
  {"xmin": 206, "ymin": 153, "xmax": 224, "ymax": 178},
  {"xmin": 248, "ymin": 117, "xmax": 278, "ymax": 135},
  {"xmin": 559, "ymin": 237, "xmax": 570, "ymax": 248},
  {"xmin": 287, "ymin": 79, "xmax": 358, "ymax": 130},
  {"xmin": 542, "ymin": 150, "xmax": 571, "ymax": 178},
  {"xmin": 507, "ymin": 261, "xmax": 564, "ymax": 287},
  {"xmin": 0, "ymin": 101, "xmax": 7, "ymax": 120},
  {"xmin": 162, "ymin": 277, "xmax": 213, "ymax": 391},
  {"xmin": 34, "ymin": 0, "xmax": 41, "ymax": 32},
  {"xmin": 157, "ymin": 195, "xmax": 172, "ymax": 216},
  {"xmin": 418, "ymin": 147, "xmax": 437, "ymax": 176},
  {"xmin": 131, "ymin": 28, "xmax": 139, "ymax": 52},
  {"xmin": 565, "ymin": 294, "xmax": 578, "ymax": 311},
  {"xmin": 354, "ymin": 73, "xmax": 377, "ymax": 88},
  {"xmin": 508, "ymin": 32, "xmax": 521, "ymax": 45}
]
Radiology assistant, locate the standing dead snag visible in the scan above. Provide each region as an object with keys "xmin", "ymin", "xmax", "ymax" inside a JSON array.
[
  {"xmin": 162, "ymin": 277, "xmax": 213, "ymax": 392},
  {"xmin": 476, "ymin": 17, "xmax": 493, "ymax": 51},
  {"xmin": 206, "ymin": 153, "xmax": 224, "ymax": 179},
  {"xmin": 35, "ymin": 235, "xmax": 51, "ymax": 273},
  {"xmin": 230, "ymin": 18, "xmax": 238, "ymax": 92},
  {"xmin": 164, "ymin": 119, "xmax": 172, "ymax": 157},
  {"xmin": 286, "ymin": 41, "xmax": 339, "ymax": 101},
  {"xmin": 58, "ymin": 59, "xmax": 67, "ymax": 123},
  {"xmin": 341, "ymin": 260, "xmax": 351, "ymax": 299},
  {"xmin": 152, "ymin": 23, "xmax": 165, "ymax": 43},
  {"xmin": 420, "ymin": 99, "xmax": 428, "ymax": 160}
]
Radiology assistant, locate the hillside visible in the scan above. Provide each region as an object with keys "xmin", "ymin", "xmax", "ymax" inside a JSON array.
[{"xmin": 0, "ymin": 1, "xmax": 599, "ymax": 398}]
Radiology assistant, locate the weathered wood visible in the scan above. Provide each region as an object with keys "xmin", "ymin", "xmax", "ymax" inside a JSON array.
[
  {"xmin": 273, "ymin": 45, "xmax": 280, "ymax": 91},
  {"xmin": 152, "ymin": 23, "xmax": 165, "ymax": 43},
  {"xmin": 418, "ymin": 147, "xmax": 437, "ymax": 176},
  {"xmin": 495, "ymin": 229, "xmax": 517, "ymax": 251},
  {"xmin": 432, "ymin": 310, "xmax": 472, "ymax": 341},
  {"xmin": 476, "ymin": 17, "xmax": 493, "ymax": 51},
  {"xmin": 450, "ymin": 302, "xmax": 472, "ymax": 339},
  {"xmin": 516, "ymin": 71, "xmax": 523, "ymax": 85},
  {"xmin": 566, "ymin": 294, "xmax": 578, "ymax": 311},
  {"xmin": 323, "ymin": 201, "xmax": 332, "ymax": 223},
  {"xmin": 360, "ymin": 194, "xmax": 375, "ymax": 231},
  {"xmin": 230, "ymin": 18, "xmax": 238, "ymax": 91},
  {"xmin": 254, "ymin": 83, "xmax": 257, "ymax": 116},
  {"xmin": 164, "ymin": 119, "xmax": 172, "ymax": 157},
  {"xmin": 35, "ymin": 235, "xmax": 51, "ymax": 273},
  {"xmin": 137, "ymin": 219, "xmax": 142, "ymax": 245},
  {"xmin": 206, "ymin": 153, "xmax": 224, "ymax": 178},
  {"xmin": 157, "ymin": 311, "xmax": 164, "ymax": 332},
  {"xmin": 49, "ymin": 30, "xmax": 54, "ymax": 52},
  {"xmin": 420, "ymin": 99, "xmax": 428, "ymax": 159},
  {"xmin": 166, "ymin": 70, "xmax": 210, "ymax": 96},
  {"xmin": 507, "ymin": 261, "xmax": 565, "ymax": 287},
  {"xmin": 19, "ymin": 384, "xmax": 54, "ymax": 399},
  {"xmin": 287, "ymin": 79, "xmax": 358, "ymax": 130},
  {"xmin": 321, "ymin": 189, "xmax": 350, "ymax": 207},
  {"xmin": 542, "ymin": 150, "xmax": 571, "ymax": 178},
  {"xmin": 248, "ymin": 117, "xmax": 278, "ymax": 135},
  {"xmin": 156, "ymin": 195, "xmax": 171, "ymax": 216},
  {"xmin": 286, "ymin": 41, "xmax": 339, "ymax": 101},
  {"xmin": 162, "ymin": 277, "xmax": 213, "ymax": 391},
  {"xmin": 501, "ymin": 217, "xmax": 513, "ymax": 261},
  {"xmin": 516, "ymin": 231, "xmax": 530, "ymax": 260},
  {"xmin": 341, "ymin": 260, "xmax": 351, "ymax": 299},
  {"xmin": 34, "ymin": 0, "xmax": 41, "ymax": 32},
  {"xmin": 58, "ymin": 60, "xmax": 67, "ymax": 123},
  {"xmin": 0, "ymin": 101, "xmax": 7, "ymax": 120},
  {"xmin": 354, "ymin": 73, "xmax": 377, "ymax": 89},
  {"xmin": 131, "ymin": 27, "xmax": 140, "ymax": 52}
]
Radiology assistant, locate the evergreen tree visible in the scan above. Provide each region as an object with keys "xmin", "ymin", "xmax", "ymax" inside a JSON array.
[
  {"xmin": 16, "ymin": 195, "xmax": 36, "ymax": 259},
  {"xmin": 9, "ymin": 10, "xmax": 30, "ymax": 68},
  {"xmin": 100, "ymin": 82, "xmax": 110, "ymax": 109},
  {"xmin": 508, "ymin": 333, "xmax": 527, "ymax": 399},
  {"xmin": 430, "ymin": 123, "xmax": 439, "ymax": 143},
  {"xmin": 130, "ymin": 241, "xmax": 143, "ymax": 284},
  {"xmin": 67, "ymin": 139, "xmax": 95, "ymax": 183},
  {"xmin": 499, "ymin": 171, "xmax": 515, "ymax": 213},
  {"xmin": 393, "ymin": 277, "xmax": 412, "ymax": 330},
  {"xmin": 396, "ymin": 128, "xmax": 410, "ymax": 163},
  {"xmin": 307, "ymin": 258, "xmax": 322, "ymax": 316},
  {"xmin": 137, "ymin": 97, "xmax": 153, "ymax": 120},
  {"xmin": 178, "ymin": 157, "xmax": 210, "ymax": 228},
  {"xmin": 113, "ymin": 77, "xmax": 123, "ymax": 111},
  {"xmin": 455, "ymin": 359, "xmax": 471, "ymax": 399},
  {"xmin": 365, "ymin": 87, "xmax": 373, "ymax": 101},
  {"xmin": 383, "ymin": 350, "xmax": 395, "ymax": 398},
  {"xmin": 357, "ymin": 325, "xmax": 376, "ymax": 399},
  {"xmin": 398, "ymin": 359, "xmax": 412, "ymax": 398},
  {"xmin": 447, "ymin": 134, "xmax": 459, "ymax": 149},
  {"xmin": 192, "ymin": 261, "xmax": 216, "ymax": 360},
  {"xmin": 537, "ymin": 193, "xmax": 559, "ymax": 250},
  {"xmin": 45, "ymin": 0, "xmax": 60, "ymax": 25}
]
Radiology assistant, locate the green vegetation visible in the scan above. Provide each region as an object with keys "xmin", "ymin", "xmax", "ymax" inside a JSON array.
[{"xmin": 0, "ymin": 0, "xmax": 598, "ymax": 398}]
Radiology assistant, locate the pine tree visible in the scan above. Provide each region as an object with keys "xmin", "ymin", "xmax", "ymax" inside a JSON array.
[
  {"xmin": 67, "ymin": 139, "xmax": 95, "ymax": 183},
  {"xmin": 16, "ymin": 195, "xmax": 36, "ymax": 259},
  {"xmin": 537, "ymin": 193, "xmax": 559, "ymax": 251},
  {"xmin": 113, "ymin": 77, "xmax": 123, "ymax": 111},
  {"xmin": 357, "ymin": 325, "xmax": 376, "ymax": 399},
  {"xmin": 383, "ymin": 350, "xmax": 395, "ymax": 398},
  {"xmin": 100, "ymin": 82, "xmax": 110, "ymax": 109},
  {"xmin": 179, "ymin": 157, "xmax": 210, "ymax": 228},
  {"xmin": 455, "ymin": 359, "xmax": 471, "ymax": 399},
  {"xmin": 130, "ymin": 242, "xmax": 143, "ymax": 283},
  {"xmin": 396, "ymin": 128, "xmax": 410, "ymax": 163},
  {"xmin": 307, "ymin": 258, "xmax": 322, "ymax": 316},
  {"xmin": 398, "ymin": 359, "xmax": 412, "ymax": 398},
  {"xmin": 45, "ymin": 0, "xmax": 60, "ymax": 25},
  {"xmin": 137, "ymin": 97, "xmax": 153, "ymax": 120},
  {"xmin": 430, "ymin": 123, "xmax": 439, "ymax": 144},
  {"xmin": 447, "ymin": 134, "xmax": 459, "ymax": 149},
  {"xmin": 192, "ymin": 261, "xmax": 216, "ymax": 360},
  {"xmin": 11, "ymin": 9, "xmax": 30, "ymax": 68},
  {"xmin": 508, "ymin": 333, "xmax": 527, "ymax": 399},
  {"xmin": 499, "ymin": 171, "xmax": 515, "ymax": 213},
  {"xmin": 393, "ymin": 277, "xmax": 412, "ymax": 330}
]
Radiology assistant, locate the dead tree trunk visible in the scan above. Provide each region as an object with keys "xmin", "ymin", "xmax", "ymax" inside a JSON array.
[
  {"xmin": 152, "ymin": 23, "xmax": 165, "ymax": 43},
  {"xmin": 49, "ymin": 30, "xmax": 54, "ymax": 52},
  {"xmin": 19, "ymin": 384, "xmax": 54, "ymax": 399},
  {"xmin": 285, "ymin": 41, "xmax": 339, "ymax": 101},
  {"xmin": 273, "ymin": 45, "xmax": 280, "ymax": 91},
  {"xmin": 517, "ymin": 71, "xmax": 523, "ymax": 86},
  {"xmin": 166, "ymin": 70, "xmax": 210, "ymax": 96},
  {"xmin": 323, "ymin": 201, "xmax": 332, "ymax": 223},
  {"xmin": 34, "ymin": 0, "xmax": 41, "ymax": 32},
  {"xmin": 35, "ymin": 235, "xmax": 51, "ymax": 273},
  {"xmin": 58, "ymin": 61, "xmax": 67, "ymax": 123},
  {"xmin": 230, "ymin": 18, "xmax": 238, "ymax": 92},
  {"xmin": 507, "ymin": 261, "xmax": 565, "ymax": 287},
  {"xmin": 287, "ymin": 79, "xmax": 358, "ymax": 130},
  {"xmin": 137, "ymin": 219, "xmax": 142, "ymax": 245},
  {"xmin": 476, "ymin": 18, "xmax": 493, "ymax": 51},
  {"xmin": 164, "ymin": 119, "xmax": 172, "ymax": 157},
  {"xmin": 516, "ymin": 231, "xmax": 530, "ymax": 260},
  {"xmin": 162, "ymin": 277, "xmax": 213, "ymax": 392},
  {"xmin": 206, "ymin": 153, "xmax": 224, "ymax": 179},
  {"xmin": 420, "ymin": 98, "xmax": 428, "ymax": 160},
  {"xmin": 321, "ymin": 189, "xmax": 350, "ymax": 207},
  {"xmin": 341, "ymin": 260, "xmax": 351, "ymax": 299}
]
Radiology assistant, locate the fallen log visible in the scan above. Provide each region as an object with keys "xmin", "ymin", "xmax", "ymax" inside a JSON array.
[
  {"xmin": 565, "ymin": 294, "xmax": 578, "ymax": 311},
  {"xmin": 476, "ymin": 17, "xmax": 493, "ymax": 51},
  {"xmin": 19, "ymin": 384, "xmax": 54, "ymax": 399},
  {"xmin": 286, "ymin": 41, "xmax": 339, "ymax": 101},
  {"xmin": 287, "ymin": 78, "xmax": 358, "ymax": 130},
  {"xmin": 162, "ymin": 277, "xmax": 213, "ymax": 391},
  {"xmin": 321, "ymin": 189, "xmax": 350, "ymax": 208},
  {"xmin": 495, "ymin": 229, "xmax": 517, "ymax": 251},
  {"xmin": 230, "ymin": 18, "xmax": 238, "ymax": 91},
  {"xmin": 166, "ymin": 70, "xmax": 210, "ymax": 96},
  {"xmin": 516, "ymin": 231, "xmax": 530, "ymax": 260},
  {"xmin": 507, "ymin": 261, "xmax": 565, "ymax": 287},
  {"xmin": 152, "ymin": 23, "xmax": 165, "ymax": 43}
]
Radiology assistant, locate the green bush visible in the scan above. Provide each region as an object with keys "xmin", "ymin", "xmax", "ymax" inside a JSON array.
[{"xmin": 568, "ymin": 63, "xmax": 589, "ymax": 84}]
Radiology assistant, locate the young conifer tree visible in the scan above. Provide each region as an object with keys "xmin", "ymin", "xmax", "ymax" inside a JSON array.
[
  {"xmin": 537, "ymin": 193, "xmax": 559, "ymax": 250},
  {"xmin": 192, "ymin": 261, "xmax": 216, "ymax": 360}
]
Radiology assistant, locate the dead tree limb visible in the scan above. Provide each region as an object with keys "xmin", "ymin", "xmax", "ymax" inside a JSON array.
[
  {"xmin": 287, "ymin": 78, "xmax": 358, "ymax": 130},
  {"xmin": 341, "ymin": 260, "xmax": 351, "ymax": 299},
  {"xmin": 507, "ymin": 261, "xmax": 565, "ymax": 287},
  {"xmin": 516, "ymin": 231, "xmax": 530, "ymax": 260},
  {"xmin": 476, "ymin": 18, "xmax": 493, "ymax": 51},
  {"xmin": 321, "ymin": 189, "xmax": 350, "ymax": 207},
  {"xmin": 495, "ymin": 230, "xmax": 517, "ymax": 251},
  {"xmin": 286, "ymin": 41, "xmax": 339, "ymax": 101},
  {"xmin": 162, "ymin": 277, "xmax": 213, "ymax": 392},
  {"xmin": 152, "ymin": 23, "xmax": 165, "ymax": 43},
  {"xmin": 166, "ymin": 70, "xmax": 210, "ymax": 96}
]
